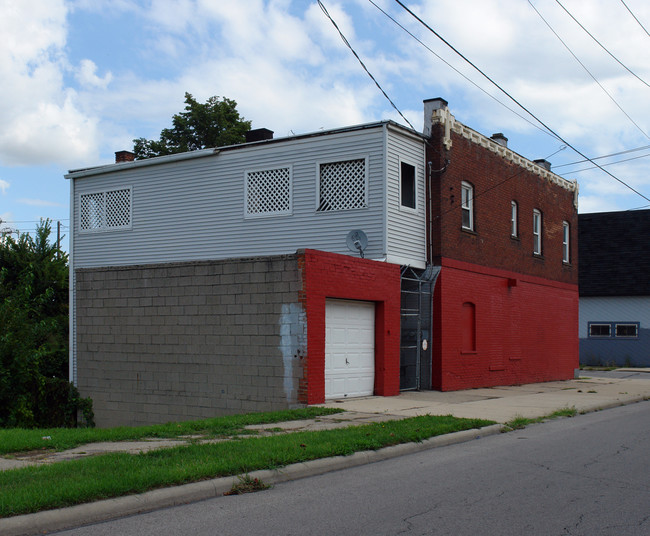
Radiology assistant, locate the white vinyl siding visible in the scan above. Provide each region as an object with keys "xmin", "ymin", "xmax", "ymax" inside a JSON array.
[
  {"xmin": 71, "ymin": 127, "xmax": 393, "ymax": 268},
  {"xmin": 385, "ymin": 127, "xmax": 426, "ymax": 268}
]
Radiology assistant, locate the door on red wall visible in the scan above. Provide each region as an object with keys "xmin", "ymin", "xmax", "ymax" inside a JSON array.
[{"xmin": 325, "ymin": 299, "xmax": 375, "ymax": 399}]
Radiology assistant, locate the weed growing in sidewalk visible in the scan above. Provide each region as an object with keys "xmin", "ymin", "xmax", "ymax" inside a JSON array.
[
  {"xmin": 224, "ymin": 474, "xmax": 271, "ymax": 495},
  {"xmin": 503, "ymin": 407, "xmax": 577, "ymax": 431}
]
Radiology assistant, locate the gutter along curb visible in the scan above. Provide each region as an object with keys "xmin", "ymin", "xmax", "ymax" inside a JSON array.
[{"xmin": 0, "ymin": 424, "xmax": 502, "ymax": 536}]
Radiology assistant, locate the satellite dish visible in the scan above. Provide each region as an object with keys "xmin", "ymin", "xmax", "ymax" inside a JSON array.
[{"xmin": 346, "ymin": 230, "xmax": 368, "ymax": 258}]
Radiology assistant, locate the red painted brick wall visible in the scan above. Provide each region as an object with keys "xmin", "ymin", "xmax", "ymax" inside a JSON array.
[
  {"xmin": 298, "ymin": 249, "xmax": 401, "ymax": 404},
  {"xmin": 432, "ymin": 258, "xmax": 579, "ymax": 391},
  {"xmin": 427, "ymin": 125, "xmax": 578, "ymax": 285}
]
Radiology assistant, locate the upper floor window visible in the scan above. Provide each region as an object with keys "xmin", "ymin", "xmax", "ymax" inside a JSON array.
[
  {"xmin": 511, "ymin": 201, "xmax": 518, "ymax": 237},
  {"xmin": 615, "ymin": 323, "xmax": 638, "ymax": 338},
  {"xmin": 80, "ymin": 188, "xmax": 131, "ymax": 232},
  {"xmin": 588, "ymin": 323, "xmax": 611, "ymax": 338},
  {"xmin": 533, "ymin": 209, "xmax": 542, "ymax": 255},
  {"xmin": 562, "ymin": 221, "xmax": 570, "ymax": 263},
  {"xmin": 400, "ymin": 161, "xmax": 416, "ymax": 209},
  {"xmin": 317, "ymin": 158, "xmax": 367, "ymax": 212},
  {"xmin": 246, "ymin": 166, "xmax": 292, "ymax": 218},
  {"xmin": 461, "ymin": 181, "xmax": 474, "ymax": 231}
]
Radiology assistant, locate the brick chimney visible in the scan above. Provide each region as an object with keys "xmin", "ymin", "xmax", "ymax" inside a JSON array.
[
  {"xmin": 534, "ymin": 159, "xmax": 551, "ymax": 171},
  {"xmin": 115, "ymin": 150, "xmax": 135, "ymax": 163},
  {"xmin": 245, "ymin": 128, "xmax": 274, "ymax": 143}
]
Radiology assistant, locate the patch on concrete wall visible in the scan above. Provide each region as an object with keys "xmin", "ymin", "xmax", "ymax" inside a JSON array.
[{"xmin": 280, "ymin": 303, "xmax": 307, "ymax": 404}]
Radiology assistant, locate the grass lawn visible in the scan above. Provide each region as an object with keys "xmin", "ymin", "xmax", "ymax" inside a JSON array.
[
  {"xmin": 0, "ymin": 407, "xmax": 344, "ymax": 455},
  {"xmin": 0, "ymin": 414, "xmax": 494, "ymax": 517}
]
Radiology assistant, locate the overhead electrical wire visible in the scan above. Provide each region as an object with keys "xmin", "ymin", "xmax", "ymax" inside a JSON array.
[
  {"xmin": 317, "ymin": 0, "xmax": 416, "ymax": 131},
  {"xmin": 560, "ymin": 152, "xmax": 650, "ymax": 174},
  {"xmin": 554, "ymin": 0, "xmax": 650, "ymax": 89},
  {"xmin": 392, "ymin": 0, "xmax": 650, "ymax": 204},
  {"xmin": 529, "ymin": 0, "xmax": 650, "ymax": 140},
  {"xmin": 367, "ymin": 0, "xmax": 553, "ymax": 139},
  {"xmin": 620, "ymin": 0, "xmax": 650, "ymax": 37},
  {"xmin": 553, "ymin": 144, "xmax": 650, "ymax": 168}
]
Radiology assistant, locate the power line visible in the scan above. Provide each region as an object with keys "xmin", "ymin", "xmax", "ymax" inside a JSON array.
[
  {"xmin": 561, "ymin": 152, "xmax": 650, "ymax": 174},
  {"xmin": 318, "ymin": 0, "xmax": 416, "ymax": 131},
  {"xmin": 554, "ymin": 0, "xmax": 650, "ymax": 89},
  {"xmin": 621, "ymin": 0, "xmax": 650, "ymax": 37},
  {"xmin": 393, "ymin": 0, "xmax": 650, "ymax": 204},
  {"xmin": 367, "ymin": 0, "xmax": 554, "ymax": 139},
  {"xmin": 529, "ymin": 0, "xmax": 650, "ymax": 140},
  {"xmin": 554, "ymin": 144, "xmax": 650, "ymax": 168}
]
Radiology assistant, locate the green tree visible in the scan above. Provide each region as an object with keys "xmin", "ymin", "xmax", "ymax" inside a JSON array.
[
  {"xmin": 133, "ymin": 93, "xmax": 252, "ymax": 159},
  {"xmin": 0, "ymin": 220, "xmax": 92, "ymax": 428}
]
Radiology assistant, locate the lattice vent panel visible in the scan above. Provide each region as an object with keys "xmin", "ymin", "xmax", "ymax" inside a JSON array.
[
  {"xmin": 105, "ymin": 189, "xmax": 131, "ymax": 228},
  {"xmin": 246, "ymin": 168, "xmax": 291, "ymax": 215},
  {"xmin": 80, "ymin": 192, "xmax": 105, "ymax": 230},
  {"xmin": 318, "ymin": 159, "xmax": 366, "ymax": 211}
]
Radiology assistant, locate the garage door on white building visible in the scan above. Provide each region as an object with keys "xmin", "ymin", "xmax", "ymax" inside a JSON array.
[{"xmin": 325, "ymin": 299, "xmax": 375, "ymax": 399}]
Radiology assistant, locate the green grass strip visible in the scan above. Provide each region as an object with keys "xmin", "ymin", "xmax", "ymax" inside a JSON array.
[
  {"xmin": 504, "ymin": 407, "xmax": 577, "ymax": 430},
  {"xmin": 0, "ymin": 415, "xmax": 493, "ymax": 517},
  {"xmin": 0, "ymin": 408, "xmax": 344, "ymax": 455}
]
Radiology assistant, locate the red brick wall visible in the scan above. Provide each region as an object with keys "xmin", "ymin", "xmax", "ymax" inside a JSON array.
[
  {"xmin": 299, "ymin": 250, "xmax": 401, "ymax": 404},
  {"xmin": 432, "ymin": 258, "xmax": 579, "ymax": 391},
  {"xmin": 428, "ymin": 126, "xmax": 578, "ymax": 285}
]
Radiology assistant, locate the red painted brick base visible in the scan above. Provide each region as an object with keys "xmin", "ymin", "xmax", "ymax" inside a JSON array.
[
  {"xmin": 298, "ymin": 250, "xmax": 401, "ymax": 404},
  {"xmin": 432, "ymin": 258, "xmax": 579, "ymax": 391}
]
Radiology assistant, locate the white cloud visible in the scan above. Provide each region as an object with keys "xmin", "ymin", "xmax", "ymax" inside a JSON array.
[
  {"xmin": 18, "ymin": 198, "xmax": 65, "ymax": 207},
  {"xmin": 0, "ymin": 0, "xmax": 99, "ymax": 166},
  {"xmin": 76, "ymin": 59, "xmax": 112, "ymax": 89},
  {"xmin": 0, "ymin": 179, "xmax": 8, "ymax": 194}
]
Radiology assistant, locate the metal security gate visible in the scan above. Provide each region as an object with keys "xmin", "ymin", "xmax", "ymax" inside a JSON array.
[{"xmin": 400, "ymin": 265, "xmax": 440, "ymax": 391}]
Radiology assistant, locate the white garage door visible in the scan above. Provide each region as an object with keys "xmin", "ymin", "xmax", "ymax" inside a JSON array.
[{"xmin": 325, "ymin": 299, "xmax": 375, "ymax": 399}]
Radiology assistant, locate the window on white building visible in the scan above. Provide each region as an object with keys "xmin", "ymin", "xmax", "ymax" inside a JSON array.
[{"xmin": 400, "ymin": 162, "xmax": 416, "ymax": 209}]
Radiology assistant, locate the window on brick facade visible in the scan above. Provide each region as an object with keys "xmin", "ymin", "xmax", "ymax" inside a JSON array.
[
  {"xmin": 245, "ymin": 166, "xmax": 292, "ymax": 217},
  {"xmin": 400, "ymin": 161, "xmax": 416, "ymax": 209},
  {"xmin": 615, "ymin": 323, "xmax": 638, "ymax": 338},
  {"xmin": 317, "ymin": 158, "xmax": 367, "ymax": 212},
  {"xmin": 511, "ymin": 201, "xmax": 518, "ymax": 237},
  {"xmin": 533, "ymin": 209, "xmax": 542, "ymax": 255},
  {"xmin": 562, "ymin": 221, "xmax": 570, "ymax": 263},
  {"xmin": 80, "ymin": 188, "xmax": 131, "ymax": 232},
  {"xmin": 588, "ymin": 323, "xmax": 611, "ymax": 338},
  {"xmin": 461, "ymin": 182, "xmax": 474, "ymax": 231}
]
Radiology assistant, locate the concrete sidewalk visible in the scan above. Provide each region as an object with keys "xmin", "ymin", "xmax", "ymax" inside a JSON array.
[{"xmin": 1, "ymin": 371, "xmax": 649, "ymax": 536}]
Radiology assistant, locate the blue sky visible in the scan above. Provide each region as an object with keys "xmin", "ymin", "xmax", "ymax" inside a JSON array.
[{"xmin": 1, "ymin": 0, "xmax": 649, "ymax": 251}]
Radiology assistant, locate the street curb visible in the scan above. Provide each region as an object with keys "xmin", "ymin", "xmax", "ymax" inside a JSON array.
[{"xmin": 0, "ymin": 424, "xmax": 503, "ymax": 536}]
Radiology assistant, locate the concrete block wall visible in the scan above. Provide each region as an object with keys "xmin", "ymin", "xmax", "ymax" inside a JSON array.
[{"xmin": 75, "ymin": 254, "xmax": 306, "ymax": 427}]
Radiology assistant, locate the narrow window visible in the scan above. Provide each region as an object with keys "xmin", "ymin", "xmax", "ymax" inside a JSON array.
[
  {"xmin": 461, "ymin": 182, "xmax": 474, "ymax": 231},
  {"xmin": 615, "ymin": 324, "xmax": 638, "ymax": 338},
  {"xmin": 400, "ymin": 162, "xmax": 416, "ymax": 209},
  {"xmin": 533, "ymin": 209, "xmax": 542, "ymax": 255},
  {"xmin": 511, "ymin": 201, "xmax": 518, "ymax": 237},
  {"xmin": 562, "ymin": 221, "xmax": 570, "ymax": 263},
  {"xmin": 461, "ymin": 302, "xmax": 476, "ymax": 352},
  {"xmin": 589, "ymin": 323, "xmax": 611, "ymax": 338}
]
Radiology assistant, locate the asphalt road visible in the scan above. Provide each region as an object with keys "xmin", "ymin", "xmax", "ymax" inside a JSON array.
[{"xmin": 55, "ymin": 401, "xmax": 650, "ymax": 536}]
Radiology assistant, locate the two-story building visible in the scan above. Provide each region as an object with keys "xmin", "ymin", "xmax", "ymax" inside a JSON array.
[{"xmin": 66, "ymin": 98, "xmax": 579, "ymax": 426}]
